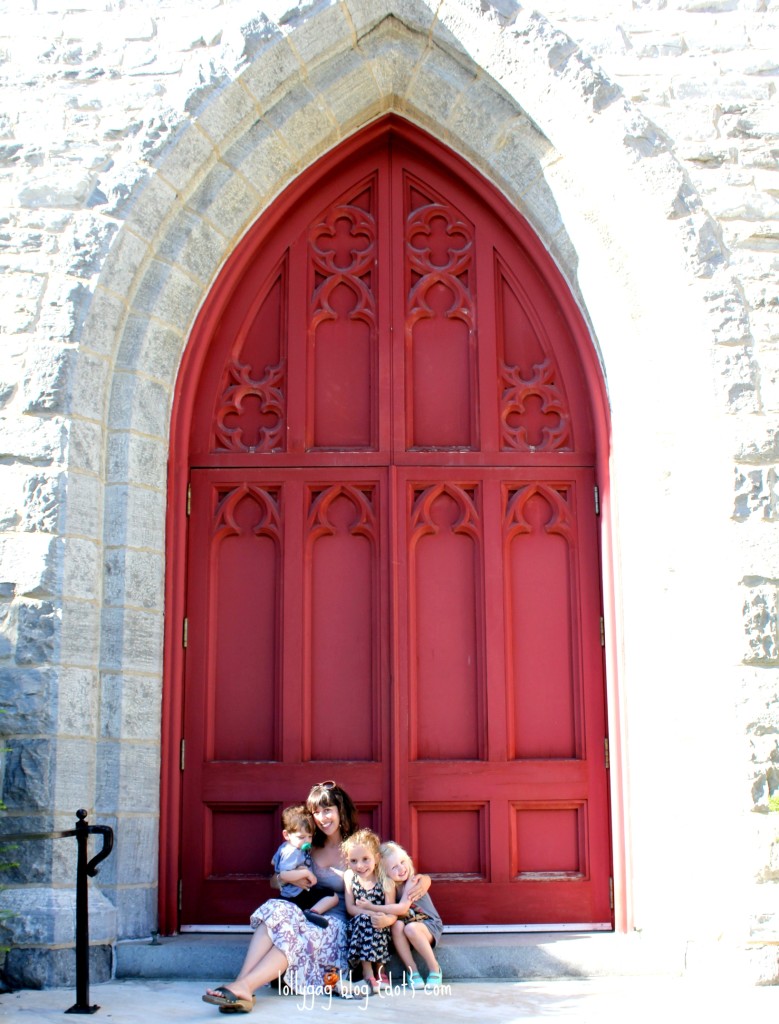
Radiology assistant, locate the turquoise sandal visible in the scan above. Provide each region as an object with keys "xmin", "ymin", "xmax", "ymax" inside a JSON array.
[
  {"xmin": 407, "ymin": 969, "xmax": 425, "ymax": 990},
  {"xmin": 425, "ymin": 969, "xmax": 443, "ymax": 989}
]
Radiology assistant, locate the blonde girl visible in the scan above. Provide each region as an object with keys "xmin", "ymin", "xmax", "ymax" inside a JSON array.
[
  {"xmin": 376, "ymin": 841, "xmax": 443, "ymax": 990},
  {"xmin": 342, "ymin": 828, "xmax": 394, "ymax": 994}
]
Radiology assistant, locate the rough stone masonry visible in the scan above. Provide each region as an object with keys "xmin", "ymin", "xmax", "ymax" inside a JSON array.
[{"xmin": 0, "ymin": 0, "xmax": 777, "ymax": 987}]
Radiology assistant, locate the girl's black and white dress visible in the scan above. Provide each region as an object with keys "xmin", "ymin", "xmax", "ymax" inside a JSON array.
[{"xmin": 347, "ymin": 876, "xmax": 389, "ymax": 966}]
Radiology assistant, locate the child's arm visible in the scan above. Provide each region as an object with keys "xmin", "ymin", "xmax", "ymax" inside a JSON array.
[
  {"xmin": 343, "ymin": 869, "xmax": 359, "ymax": 917},
  {"xmin": 403, "ymin": 873, "xmax": 431, "ymax": 903},
  {"xmin": 358, "ymin": 879, "xmax": 398, "ymax": 929},
  {"xmin": 356, "ymin": 879, "xmax": 406, "ymax": 920},
  {"xmin": 379, "ymin": 874, "xmax": 431, "ymax": 914},
  {"xmin": 310, "ymin": 891, "xmax": 339, "ymax": 915},
  {"xmin": 374, "ymin": 876, "xmax": 399, "ymax": 926}
]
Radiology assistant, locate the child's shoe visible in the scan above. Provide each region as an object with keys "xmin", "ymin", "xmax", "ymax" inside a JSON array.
[
  {"xmin": 376, "ymin": 968, "xmax": 391, "ymax": 990},
  {"xmin": 425, "ymin": 969, "xmax": 443, "ymax": 990},
  {"xmin": 407, "ymin": 969, "xmax": 425, "ymax": 990}
]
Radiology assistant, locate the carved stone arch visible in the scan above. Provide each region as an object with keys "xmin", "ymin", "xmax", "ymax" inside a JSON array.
[{"xmin": 65, "ymin": 1, "xmax": 726, "ymax": 940}]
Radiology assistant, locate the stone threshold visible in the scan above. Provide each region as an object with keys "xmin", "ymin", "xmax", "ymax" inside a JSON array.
[{"xmin": 116, "ymin": 931, "xmax": 686, "ymax": 982}]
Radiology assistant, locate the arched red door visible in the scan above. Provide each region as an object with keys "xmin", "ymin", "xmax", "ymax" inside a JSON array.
[{"xmin": 171, "ymin": 119, "xmax": 612, "ymax": 929}]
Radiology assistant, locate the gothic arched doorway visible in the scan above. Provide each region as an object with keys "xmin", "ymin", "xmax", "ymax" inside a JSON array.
[{"xmin": 163, "ymin": 117, "xmax": 612, "ymax": 931}]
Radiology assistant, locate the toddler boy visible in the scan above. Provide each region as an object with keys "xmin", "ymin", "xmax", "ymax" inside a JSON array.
[{"xmin": 272, "ymin": 805, "xmax": 337, "ymax": 928}]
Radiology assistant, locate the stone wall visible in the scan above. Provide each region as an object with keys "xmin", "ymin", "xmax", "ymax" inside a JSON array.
[
  {"xmin": 532, "ymin": 0, "xmax": 779, "ymax": 957},
  {"xmin": 0, "ymin": 0, "xmax": 776, "ymax": 985}
]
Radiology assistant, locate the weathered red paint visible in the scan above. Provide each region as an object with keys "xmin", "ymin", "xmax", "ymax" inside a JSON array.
[{"xmin": 161, "ymin": 117, "xmax": 617, "ymax": 931}]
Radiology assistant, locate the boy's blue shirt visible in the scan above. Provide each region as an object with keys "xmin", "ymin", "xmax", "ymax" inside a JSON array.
[{"xmin": 271, "ymin": 840, "xmax": 312, "ymax": 897}]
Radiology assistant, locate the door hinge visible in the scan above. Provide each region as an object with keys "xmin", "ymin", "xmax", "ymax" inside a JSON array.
[
  {"xmin": 609, "ymin": 877, "xmax": 614, "ymax": 911},
  {"xmin": 178, "ymin": 879, "xmax": 183, "ymax": 912},
  {"xmin": 183, "ymin": 617, "xmax": 188, "ymax": 649},
  {"xmin": 599, "ymin": 617, "xmax": 605, "ymax": 646},
  {"xmin": 186, "ymin": 483, "xmax": 192, "ymax": 517},
  {"xmin": 180, "ymin": 738, "xmax": 186, "ymax": 771},
  {"xmin": 604, "ymin": 737, "xmax": 610, "ymax": 771},
  {"xmin": 594, "ymin": 485, "xmax": 600, "ymax": 516}
]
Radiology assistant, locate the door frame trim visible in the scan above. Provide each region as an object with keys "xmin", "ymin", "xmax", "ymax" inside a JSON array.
[{"xmin": 160, "ymin": 115, "xmax": 624, "ymax": 934}]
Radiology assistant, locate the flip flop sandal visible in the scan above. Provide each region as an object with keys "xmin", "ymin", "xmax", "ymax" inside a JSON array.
[
  {"xmin": 218, "ymin": 998, "xmax": 257, "ymax": 1016},
  {"xmin": 202, "ymin": 986, "xmax": 255, "ymax": 1013}
]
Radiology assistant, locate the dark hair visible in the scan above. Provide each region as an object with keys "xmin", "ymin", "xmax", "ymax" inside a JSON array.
[
  {"xmin": 306, "ymin": 781, "xmax": 360, "ymax": 847},
  {"xmin": 281, "ymin": 804, "xmax": 314, "ymax": 834}
]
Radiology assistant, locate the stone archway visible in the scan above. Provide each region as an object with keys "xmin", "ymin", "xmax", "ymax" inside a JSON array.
[{"xmin": 63, "ymin": 3, "xmax": 724, "ymax": 942}]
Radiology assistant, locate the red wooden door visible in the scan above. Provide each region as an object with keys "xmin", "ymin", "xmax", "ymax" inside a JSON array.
[{"xmin": 178, "ymin": 121, "xmax": 611, "ymax": 928}]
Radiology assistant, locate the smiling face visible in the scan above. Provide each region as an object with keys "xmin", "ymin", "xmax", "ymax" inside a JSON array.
[
  {"xmin": 383, "ymin": 850, "xmax": 411, "ymax": 885},
  {"xmin": 310, "ymin": 802, "xmax": 340, "ymax": 839},
  {"xmin": 306, "ymin": 782, "xmax": 359, "ymax": 846},
  {"xmin": 347, "ymin": 843, "xmax": 377, "ymax": 879}
]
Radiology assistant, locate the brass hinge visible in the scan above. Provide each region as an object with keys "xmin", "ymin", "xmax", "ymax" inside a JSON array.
[
  {"xmin": 594, "ymin": 485, "xmax": 600, "ymax": 516},
  {"xmin": 178, "ymin": 879, "xmax": 183, "ymax": 912},
  {"xmin": 599, "ymin": 617, "xmax": 605, "ymax": 646},
  {"xmin": 604, "ymin": 737, "xmax": 610, "ymax": 771},
  {"xmin": 180, "ymin": 738, "xmax": 186, "ymax": 772},
  {"xmin": 609, "ymin": 877, "xmax": 614, "ymax": 911},
  {"xmin": 183, "ymin": 618, "xmax": 188, "ymax": 649},
  {"xmin": 186, "ymin": 483, "xmax": 192, "ymax": 517}
]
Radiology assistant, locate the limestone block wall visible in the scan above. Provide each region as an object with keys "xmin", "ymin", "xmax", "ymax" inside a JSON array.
[
  {"xmin": 0, "ymin": 0, "xmax": 776, "ymax": 984},
  {"xmin": 531, "ymin": 0, "xmax": 779, "ymax": 954}
]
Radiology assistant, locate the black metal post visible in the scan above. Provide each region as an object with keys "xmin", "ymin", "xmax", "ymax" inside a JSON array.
[
  {"xmin": 2, "ymin": 809, "xmax": 114, "ymax": 1015},
  {"xmin": 66, "ymin": 810, "xmax": 98, "ymax": 1015}
]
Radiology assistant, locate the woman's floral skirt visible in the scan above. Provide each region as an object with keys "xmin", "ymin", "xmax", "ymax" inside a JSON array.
[{"xmin": 250, "ymin": 899, "xmax": 348, "ymax": 993}]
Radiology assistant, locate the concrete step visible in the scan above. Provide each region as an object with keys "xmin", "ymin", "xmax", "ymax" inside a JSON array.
[{"xmin": 116, "ymin": 931, "xmax": 686, "ymax": 982}]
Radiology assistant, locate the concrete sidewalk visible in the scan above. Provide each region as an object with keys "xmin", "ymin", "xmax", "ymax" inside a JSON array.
[{"xmin": 2, "ymin": 978, "xmax": 779, "ymax": 1023}]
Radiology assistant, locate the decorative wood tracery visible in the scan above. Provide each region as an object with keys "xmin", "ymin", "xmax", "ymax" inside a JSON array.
[
  {"xmin": 212, "ymin": 484, "xmax": 282, "ymax": 540},
  {"xmin": 214, "ymin": 358, "xmax": 286, "ymax": 453},
  {"xmin": 410, "ymin": 483, "xmax": 481, "ymax": 541},
  {"xmin": 310, "ymin": 200, "xmax": 377, "ymax": 330},
  {"xmin": 308, "ymin": 189, "xmax": 379, "ymax": 448},
  {"xmin": 504, "ymin": 483, "xmax": 573, "ymax": 541},
  {"xmin": 307, "ymin": 483, "xmax": 377, "ymax": 542},
  {"xmin": 405, "ymin": 181, "xmax": 478, "ymax": 449},
  {"xmin": 406, "ymin": 201, "xmax": 474, "ymax": 327},
  {"xmin": 495, "ymin": 256, "xmax": 572, "ymax": 453},
  {"xmin": 500, "ymin": 357, "xmax": 572, "ymax": 452},
  {"xmin": 213, "ymin": 265, "xmax": 288, "ymax": 454}
]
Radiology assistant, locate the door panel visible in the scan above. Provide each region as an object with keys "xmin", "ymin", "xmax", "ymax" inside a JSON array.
[
  {"xmin": 178, "ymin": 123, "xmax": 611, "ymax": 928},
  {"xmin": 181, "ymin": 469, "xmax": 389, "ymax": 924},
  {"xmin": 395, "ymin": 468, "xmax": 609, "ymax": 924}
]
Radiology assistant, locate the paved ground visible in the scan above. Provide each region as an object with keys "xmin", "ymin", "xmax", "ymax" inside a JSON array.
[{"xmin": 2, "ymin": 977, "xmax": 778, "ymax": 1023}]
